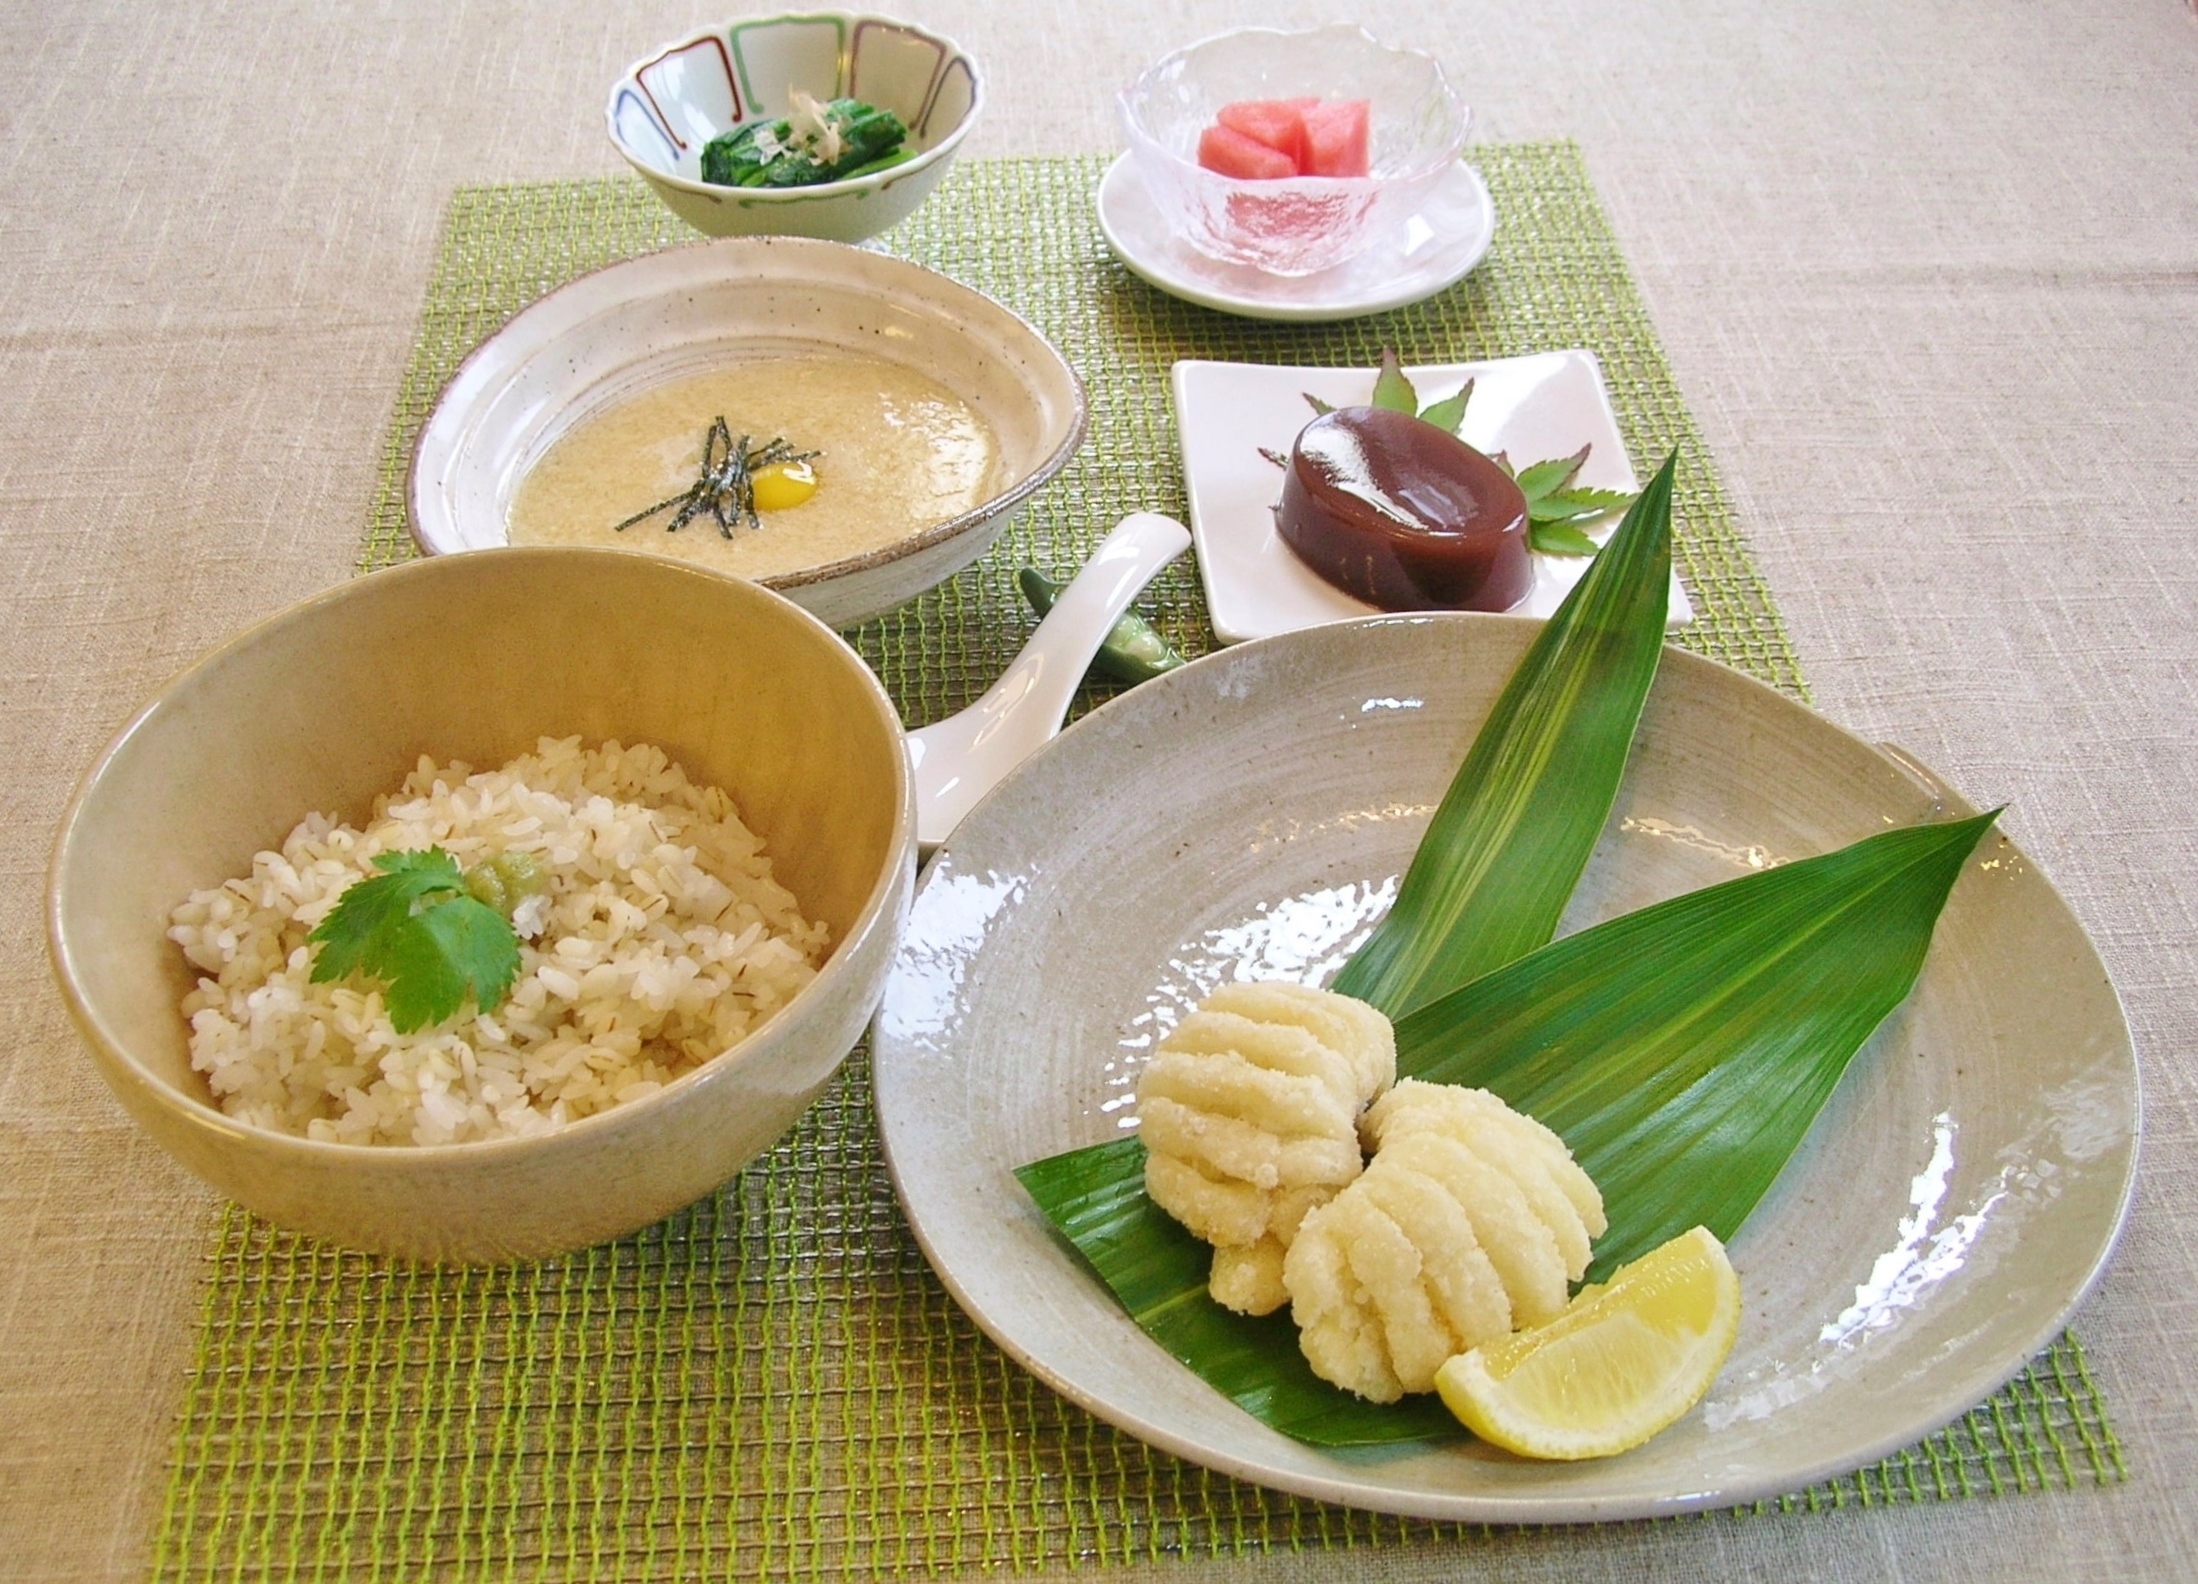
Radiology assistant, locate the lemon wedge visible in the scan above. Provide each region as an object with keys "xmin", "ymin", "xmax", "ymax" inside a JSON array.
[{"xmin": 1434, "ymin": 1225, "xmax": 1739, "ymax": 1460}]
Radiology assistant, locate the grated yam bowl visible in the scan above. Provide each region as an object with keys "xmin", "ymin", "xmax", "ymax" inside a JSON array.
[
  {"xmin": 47, "ymin": 549, "xmax": 915, "ymax": 1263},
  {"xmin": 408, "ymin": 236, "xmax": 1085, "ymax": 631}
]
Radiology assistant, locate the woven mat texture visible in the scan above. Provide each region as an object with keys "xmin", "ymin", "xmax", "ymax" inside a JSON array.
[{"xmin": 152, "ymin": 149, "xmax": 2123, "ymax": 1581}]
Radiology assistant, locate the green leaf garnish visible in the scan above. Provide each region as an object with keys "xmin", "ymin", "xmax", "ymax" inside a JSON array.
[
  {"xmin": 1507, "ymin": 446, "xmax": 1636, "ymax": 559},
  {"xmin": 1512, "ymin": 447, "xmax": 1590, "ymax": 501},
  {"xmin": 308, "ymin": 847, "xmax": 523, "ymax": 1034},
  {"xmin": 1414, "ymin": 379, "xmax": 1473, "ymax": 436},
  {"xmin": 1528, "ymin": 520, "xmax": 1602, "ymax": 556},
  {"xmin": 1300, "ymin": 393, "xmax": 1336, "ymax": 417},
  {"xmin": 1529, "ymin": 486, "xmax": 1636, "ymax": 526},
  {"xmin": 1370, "ymin": 348, "xmax": 1419, "ymax": 414},
  {"xmin": 307, "ymin": 849, "xmax": 466, "ymax": 983}
]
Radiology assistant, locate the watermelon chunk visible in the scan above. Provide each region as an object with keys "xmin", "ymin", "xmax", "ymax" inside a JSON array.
[
  {"xmin": 1197, "ymin": 122, "xmax": 1298, "ymax": 181},
  {"xmin": 1215, "ymin": 99, "xmax": 1315, "ymax": 168},
  {"xmin": 1300, "ymin": 99, "xmax": 1370, "ymax": 177}
]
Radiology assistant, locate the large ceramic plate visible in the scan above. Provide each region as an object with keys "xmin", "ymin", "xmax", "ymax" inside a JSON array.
[{"xmin": 871, "ymin": 616, "xmax": 2137, "ymax": 1522}]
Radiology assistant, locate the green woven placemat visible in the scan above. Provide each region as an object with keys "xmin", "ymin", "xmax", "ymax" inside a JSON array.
[{"xmin": 152, "ymin": 149, "xmax": 2123, "ymax": 1582}]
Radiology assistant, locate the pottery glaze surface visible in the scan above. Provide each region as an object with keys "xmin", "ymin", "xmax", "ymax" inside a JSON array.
[
  {"xmin": 49, "ymin": 550, "xmax": 915, "ymax": 1262},
  {"xmin": 871, "ymin": 614, "xmax": 2136, "ymax": 1520}
]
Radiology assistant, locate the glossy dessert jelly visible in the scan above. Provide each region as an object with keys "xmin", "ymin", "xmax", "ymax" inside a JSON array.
[{"xmin": 1274, "ymin": 406, "xmax": 1531, "ymax": 612}]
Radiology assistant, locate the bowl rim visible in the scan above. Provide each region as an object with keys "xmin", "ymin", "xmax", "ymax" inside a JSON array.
[
  {"xmin": 605, "ymin": 10, "xmax": 986, "ymax": 204},
  {"xmin": 402, "ymin": 233, "xmax": 1088, "ymax": 593},
  {"xmin": 46, "ymin": 546, "xmax": 918, "ymax": 1163},
  {"xmin": 1118, "ymin": 22, "xmax": 1470, "ymax": 188}
]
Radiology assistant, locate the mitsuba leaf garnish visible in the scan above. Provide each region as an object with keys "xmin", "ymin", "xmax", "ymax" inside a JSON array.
[
  {"xmin": 1016, "ymin": 451, "xmax": 1999, "ymax": 1446},
  {"xmin": 308, "ymin": 848, "xmax": 521, "ymax": 1034}
]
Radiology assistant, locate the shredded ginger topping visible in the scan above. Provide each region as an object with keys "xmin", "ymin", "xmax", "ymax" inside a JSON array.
[{"xmin": 786, "ymin": 90, "xmax": 843, "ymax": 165}]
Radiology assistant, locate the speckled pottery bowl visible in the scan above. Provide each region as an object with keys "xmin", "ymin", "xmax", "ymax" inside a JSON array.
[
  {"xmin": 48, "ymin": 549, "xmax": 916, "ymax": 1263},
  {"xmin": 407, "ymin": 236, "xmax": 1085, "ymax": 630},
  {"xmin": 609, "ymin": 12, "xmax": 982, "ymax": 243}
]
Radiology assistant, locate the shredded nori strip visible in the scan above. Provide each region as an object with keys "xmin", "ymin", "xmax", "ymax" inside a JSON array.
[{"xmin": 612, "ymin": 418, "xmax": 819, "ymax": 540}]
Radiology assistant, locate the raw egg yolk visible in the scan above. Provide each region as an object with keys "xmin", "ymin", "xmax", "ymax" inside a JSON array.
[{"xmin": 752, "ymin": 459, "xmax": 819, "ymax": 513}]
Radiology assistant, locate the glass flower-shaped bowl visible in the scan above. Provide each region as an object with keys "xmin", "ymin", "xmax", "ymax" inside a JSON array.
[{"xmin": 1117, "ymin": 25, "xmax": 1470, "ymax": 277}]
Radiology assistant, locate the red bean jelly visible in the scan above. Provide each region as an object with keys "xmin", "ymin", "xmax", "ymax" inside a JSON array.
[{"xmin": 1274, "ymin": 406, "xmax": 1531, "ymax": 612}]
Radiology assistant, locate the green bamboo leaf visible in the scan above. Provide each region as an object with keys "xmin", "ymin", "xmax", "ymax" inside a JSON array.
[
  {"xmin": 1370, "ymin": 349, "xmax": 1419, "ymax": 414},
  {"xmin": 1014, "ymin": 1140, "xmax": 1461, "ymax": 1446},
  {"xmin": 1396, "ymin": 809, "xmax": 2000, "ymax": 1277},
  {"xmin": 1415, "ymin": 379, "xmax": 1473, "ymax": 436},
  {"xmin": 1016, "ymin": 810, "xmax": 1994, "ymax": 1445},
  {"xmin": 1328, "ymin": 452, "xmax": 1676, "ymax": 1019},
  {"xmin": 1016, "ymin": 462, "xmax": 1680, "ymax": 1444}
]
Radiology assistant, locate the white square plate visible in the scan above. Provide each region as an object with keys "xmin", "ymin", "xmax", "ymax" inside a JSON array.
[{"xmin": 1173, "ymin": 351, "xmax": 1693, "ymax": 644}]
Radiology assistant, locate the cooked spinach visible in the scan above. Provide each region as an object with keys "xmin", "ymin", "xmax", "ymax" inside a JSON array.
[{"xmin": 699, "ymin": 94, "xmax": 911, "ymax": 189}]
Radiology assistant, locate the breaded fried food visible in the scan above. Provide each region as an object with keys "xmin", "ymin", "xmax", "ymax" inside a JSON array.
[
  {"xmin": 1285, "ymin": 1078, "xmax": 1606, "ymax": 1401},
  {"xmin": 1137, "ymin": 983, "xmax": 1396, "ymax": 1314}
]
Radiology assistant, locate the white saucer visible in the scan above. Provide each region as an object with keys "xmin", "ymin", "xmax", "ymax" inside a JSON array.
[{"xmin": 1095, "ymin": 153, "xmax": 1495, "ymax": 323}]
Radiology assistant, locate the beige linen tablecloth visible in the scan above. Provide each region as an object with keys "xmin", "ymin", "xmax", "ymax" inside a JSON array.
[{"xmin": 3, "ymin": 3, "xmax": 2194, "ymax": 1580}]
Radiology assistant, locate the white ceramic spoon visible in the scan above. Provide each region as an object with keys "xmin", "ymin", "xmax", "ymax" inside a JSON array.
[{"xmin": 906, "ymin": 512, "xmax": 1192, "ymax": 855}]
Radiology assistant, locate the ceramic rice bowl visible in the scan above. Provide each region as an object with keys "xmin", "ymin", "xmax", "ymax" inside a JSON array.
[{"xmin": 48, "ymin": 549, "xmax": 915, "ymax": 1263}]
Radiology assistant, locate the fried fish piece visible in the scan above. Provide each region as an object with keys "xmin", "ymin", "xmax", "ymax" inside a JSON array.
[
  {"xmin": 1286, "ymin": 1079, "xmax": 1605, "ymax": 1400},
  {"xmin": 1136, "ymin": 983, "xmax": 1395, "ymax": 1314}
]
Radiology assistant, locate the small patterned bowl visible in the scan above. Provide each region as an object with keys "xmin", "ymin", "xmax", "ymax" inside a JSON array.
[
  {"xmin": 1119, "ymin": 25, "xmax": 1470, "ymax": 276},
  {"xmin": 608, "ymin": 13, "xmax": 982, "ymax": 243}
]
